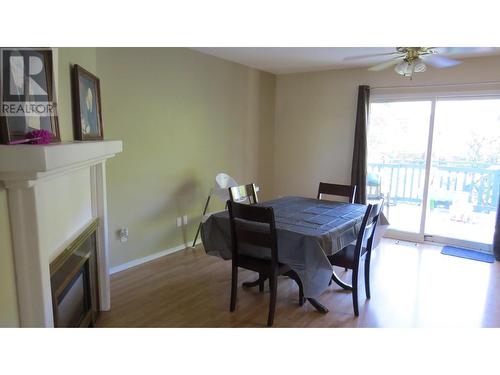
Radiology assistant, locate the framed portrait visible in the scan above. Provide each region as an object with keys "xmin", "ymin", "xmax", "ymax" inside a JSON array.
[
  {"xmin": 0, "ymin": 48, "xmax": 60, "ymax": 144},
  {"xmin": 72, "ymin": 64, "xmax": 104, "ymax": 141}
]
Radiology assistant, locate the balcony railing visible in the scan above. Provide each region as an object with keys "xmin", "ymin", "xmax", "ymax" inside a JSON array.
[{"xmin": 368, "ymin": 162, "xmax": 500, "ymax": 213}]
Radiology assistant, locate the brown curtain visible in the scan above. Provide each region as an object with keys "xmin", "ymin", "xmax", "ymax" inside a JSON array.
[
  {"xmin": 494, "ymin": 196, "xmax": 500, "ymax": 261},
  {"xmin": 351, "ymin": 85, "xmax": 370, "ymax": 204}
]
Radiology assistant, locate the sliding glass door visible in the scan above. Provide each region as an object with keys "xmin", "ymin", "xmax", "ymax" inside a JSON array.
[
  {"xmin": 367, "ymin": 100, "xmax": 432, "ymax": 239},
  {"xmin": 425, "ymin": 98, "xmax": 500, "ymax": 250},
  {"xmin": 368, "ymin": 95, "xmax": 500, "ymax": 251}
]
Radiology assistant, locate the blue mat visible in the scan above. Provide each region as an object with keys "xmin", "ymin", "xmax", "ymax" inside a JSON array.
[{"xmin": 441, "ymin": 246, "xmax": 495, "ymax": 263}]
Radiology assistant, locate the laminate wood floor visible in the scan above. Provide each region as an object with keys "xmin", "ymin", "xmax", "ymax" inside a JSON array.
[{"xmin": 97, "ymin": 238, "xmax": 500, "ymax": 327}]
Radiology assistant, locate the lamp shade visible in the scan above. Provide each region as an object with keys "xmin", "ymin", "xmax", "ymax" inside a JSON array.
[
  {"xmin": 413, "ymin": 58, "xmax": 426, "ymax": 72},
  {"xmin": 395, "ymin": 59, "xmax": 426, "ymax": 77},
  {"xmin": 395, "ymin": 61, "xmax": 411, "ymax": 76},
  {"xmin": 212, "ymin": 173, "xmax": 238, "ymax": 202}
]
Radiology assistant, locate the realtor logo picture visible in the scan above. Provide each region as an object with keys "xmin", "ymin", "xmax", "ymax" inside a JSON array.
[{"xmin": 1, "ymin": 48, "xmax": 57, "ymax": 117}]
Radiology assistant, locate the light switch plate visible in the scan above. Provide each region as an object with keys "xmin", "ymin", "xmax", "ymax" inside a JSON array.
[{"xmin": 119, "ymin": 227, "xmax": 129, "ymax": 242}]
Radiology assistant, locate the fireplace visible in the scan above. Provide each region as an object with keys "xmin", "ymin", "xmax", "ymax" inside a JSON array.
[
  {"xmin": 50, "ymin": 219, "xmax": 100, "ymax": 327},
  {"xmin": 0, "ymin": 140, "xmax": 122, "ymax": 327}
]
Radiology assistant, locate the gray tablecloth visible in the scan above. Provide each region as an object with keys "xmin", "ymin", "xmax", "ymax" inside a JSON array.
[{"xmin": 201, "ymin": 196, "xmax": 367, "ymax": 298}]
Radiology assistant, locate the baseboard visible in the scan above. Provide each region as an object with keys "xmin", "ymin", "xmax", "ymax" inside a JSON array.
[{"xmin": 109, "ymin": 239, "xmax": 202, "ymax": 275}]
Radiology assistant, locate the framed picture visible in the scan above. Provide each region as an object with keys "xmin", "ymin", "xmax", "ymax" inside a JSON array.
[
  {"xmin": 0, "ymin": 48, "xmax": 60, "ymax": 144},
  {"xmin": 72, "ymin": 64, "xmax": 104, "ymax": 141}
]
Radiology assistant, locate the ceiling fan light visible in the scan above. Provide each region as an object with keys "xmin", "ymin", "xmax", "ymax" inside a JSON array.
[
  {"xmin": 413, "ymin": 58, "xmax": 427, "ymax": 73},
  {"xmin": 395, "ymin": 61, "xmax": 411, "ymax": 76}
]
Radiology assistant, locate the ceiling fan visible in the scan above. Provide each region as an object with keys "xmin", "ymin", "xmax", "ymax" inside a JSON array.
[{"xmin": 344, "ymin": 47, "xmax": 491, "ymax": 78}]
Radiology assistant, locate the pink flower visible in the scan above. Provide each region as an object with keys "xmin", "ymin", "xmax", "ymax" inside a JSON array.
[{"xmin": 26, "ymin": 129, "xmax": 53, "ymax": 144}]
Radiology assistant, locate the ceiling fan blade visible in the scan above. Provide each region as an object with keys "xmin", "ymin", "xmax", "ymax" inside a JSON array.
[
  {"xmin": 367, "ymin": 58, "xmax": 402, "ymax": 71},
  {"xmin": 434, "ymin": 47, "xmax": 495, "ymax": 55},
  {"xmin": 421, "ymin": 54, "xmax": 462, "ymax": 68},
  {"xmin": 343, "ymin": 51, "xmax": 402, "ymax": 61}
]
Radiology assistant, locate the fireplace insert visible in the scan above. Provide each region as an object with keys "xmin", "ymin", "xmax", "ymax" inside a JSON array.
[{"xmin": 50, "ymin": 219, "xmax": 100, "ymax": 327}]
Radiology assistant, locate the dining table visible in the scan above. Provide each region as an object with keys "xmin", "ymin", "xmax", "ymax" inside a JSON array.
[{"xmin": 201, "ymin": 196, "xmax": 368, "ymax": 313}]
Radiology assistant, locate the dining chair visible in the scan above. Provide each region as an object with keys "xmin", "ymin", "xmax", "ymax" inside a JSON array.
[
  {"xmin": 229, "ymin": 183, "xmax": 264, "ymax": 290},
  {"xmin": 229, "ymin": 183, "xmax": 259, "ymax": 204},
  {"xmin": 227, "ymin": 200, "xmax": 304, "ymax": 327},
  {"xmin": 318, "ymin": 182, "xmax": 357, "ymax": 271},
  {"xmin": 327, "ymin": 199, "xmax": 383, "ymax": 316},
  {"xmin": 317, "ymin": 182, "xmax": 357, "ymax": 203}
]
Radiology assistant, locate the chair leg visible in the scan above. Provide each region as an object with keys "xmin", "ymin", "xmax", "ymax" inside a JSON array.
[
  {"xmin": 267, "ymin": 273, "xmax": 277, "ymax": 327},
  {"xmin": 230, "ymin": 265, "xmax": 238, "ymax": 312},
  {"xmin": 364, "ymin": 251, "xmax": 372, "ymax": 299},
  {"xmin": 352, "ymin": 267, "xmax": 359, "ymax": 317},
  {"xmin": 259, "ymin": 273, "xmax": 265, "ymax": 292}
]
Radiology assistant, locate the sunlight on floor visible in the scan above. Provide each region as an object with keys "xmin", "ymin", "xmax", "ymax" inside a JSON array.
[{"xmin": 369, "ymin": 239, "xmax": 493, "ymax": 327}]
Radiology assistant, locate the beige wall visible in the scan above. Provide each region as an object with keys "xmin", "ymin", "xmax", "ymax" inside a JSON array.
[
  {"xmin": 0, "ymin": 48, "xmax": 97, "ymax": 327},
  {"xmin": 274, "ymin": 55, "xmax": 500, "ymax": 198},
  {"xmin": 1, "ymin": 47, "xmax": 276, "ymax": 325},
  {"xmin": 96, "ymin": 48, "xmax": 276, "ymax": 268},
  {"xmin": 57, "ymin": 48, "xmax": 98, "ymax": 141}
]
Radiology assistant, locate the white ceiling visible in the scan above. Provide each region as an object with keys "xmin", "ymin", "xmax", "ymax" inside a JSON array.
[{"xmin": 191, "ymin": 47, "xmax": 500, "ymax": 74}]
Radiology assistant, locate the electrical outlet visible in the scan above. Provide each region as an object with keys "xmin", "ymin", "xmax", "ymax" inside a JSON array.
[
  {"xmin": 176, "ymin": 217, "xmax": 182, "ymax": 227},
  {"xmin": 183, "ymin": 215, "xmax": 188, "ymax": 225}
]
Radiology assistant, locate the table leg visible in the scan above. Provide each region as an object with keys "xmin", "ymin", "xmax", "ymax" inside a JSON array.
[
  {"xmin": 242, "ymin": 275, "xmax": 328, "ymax": 313},
  {"xmin": 242, "ymin": 274, "xmax": 268, "ymax": 290},
  {"xmin": 331, "ymin": 270, "xmax": 352, "ymax": 290},
  {"xmin": 307, "ymin": 298, "xmax": 329, "ymax": 313}
]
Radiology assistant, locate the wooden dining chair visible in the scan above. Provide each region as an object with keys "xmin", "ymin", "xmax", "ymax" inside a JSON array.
[
  {"xmin": 229, "ymin": 183, "xmax": 259, "ymax": 204},
  {"xmin": 327, "ymin": 199, "xmax": 383, "ymax": 316},
  {"xmin": 318, "ymin": 182, "xmax": 357, "ymax": 271},
  {"xmin": 227, "ymin": 200, "xmax": 304, "ymax": 327},
  {"xmin": 317, "ymin": 182, "xmax": 357, "ymax": 203}
]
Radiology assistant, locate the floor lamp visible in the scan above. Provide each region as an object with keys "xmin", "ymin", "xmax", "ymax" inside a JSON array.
[{"xmin": 192, "ymin": 173, "xmax": 238, "ymax": 247}]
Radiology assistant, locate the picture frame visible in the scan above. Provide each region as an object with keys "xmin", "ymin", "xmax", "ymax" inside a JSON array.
[
  {"xmin": 72, "ymin": 64, "xmax": 104, "ymax": 141},
  {"xmin": 0, "ymin": 48, "xmax": 60, "ymax": 144}
]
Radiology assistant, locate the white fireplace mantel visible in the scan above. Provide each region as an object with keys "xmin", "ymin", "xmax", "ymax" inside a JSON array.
[
  {"xmin": 0, "ymin": 140, "xmax": 122, "ymax": 327},
  {"xmin": 0, "ymin": 141, "xmax": 122, "ymax": 187}
]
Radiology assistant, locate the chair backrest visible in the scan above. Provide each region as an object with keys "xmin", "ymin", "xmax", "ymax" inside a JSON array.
[
  {"xmin": 353, "ymin": 199, "xmax": 384, "ymax": 262},
  {"xmin": 317, "ymin": 182, "xmax": 356, "ymax": 203},
  {"xmin": 228, "ymin": 183, "xmax": 259, "ymax": 205},
  {"xmin": 227, "ymin": 200, "xmax": 278, "ymax": 265}
]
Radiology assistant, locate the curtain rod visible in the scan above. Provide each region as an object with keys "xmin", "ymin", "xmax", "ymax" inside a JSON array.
[{"xmin": 371, "ymin": 81, "xmax": 500, "ymax": 90}]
